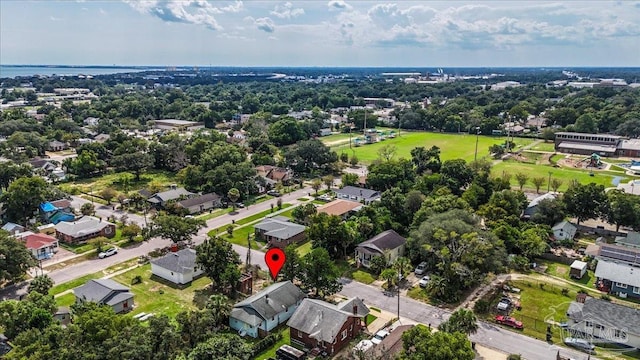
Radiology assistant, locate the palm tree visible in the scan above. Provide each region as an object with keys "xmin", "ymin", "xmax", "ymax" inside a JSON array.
[
  {"xmin": 227, "ymin": 187, "xmax": 240, "ymax": 212},
  {"xmin": 322, "ymin": 175, "xmax": 333, "ymax": 191},
  {"xmin": 205, "ymin": 294, "xmax": 232, "ymax": 328},
  {"xmin": 311, "ymin": 178, "xmax": 322, "ymax": 195},
  {"xmin": 380, "ymin": 268, "xmax": 396, "ymax": 289},
  {"xmin": 393, "ymin": 257, "xmax": 412, "ymax": 280},
  {"xmin": 438, "ymin": 308, "xmax": 478, "ymax": 336}
]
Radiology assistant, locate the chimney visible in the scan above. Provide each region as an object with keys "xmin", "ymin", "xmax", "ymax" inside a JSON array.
[{"xmin": 352, "ymin": 304, "xmax": 358, "ymax": 315}]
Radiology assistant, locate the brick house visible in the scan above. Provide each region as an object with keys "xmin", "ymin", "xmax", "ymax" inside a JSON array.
[
  {"xmin": 54, "ymin": 216, "xmax": 116, "ymax": 244},
  {"xmin": 287, "ymin": 298, "xmax": 368, "ymax": 356},
  {"xmin": 254, "ymin": 216, "xmax": 306, "ymax": 248}
]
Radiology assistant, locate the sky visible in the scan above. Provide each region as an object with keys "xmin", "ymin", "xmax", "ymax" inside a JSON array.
[{"xmin": 1, "ymin": 0, "xmax": 639, "ymax": 67}]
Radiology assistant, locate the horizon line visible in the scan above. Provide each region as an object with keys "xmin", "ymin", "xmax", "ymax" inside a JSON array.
[{"xmin": 2, "ymin": 64, "xmax": 640, "ymax": 69}]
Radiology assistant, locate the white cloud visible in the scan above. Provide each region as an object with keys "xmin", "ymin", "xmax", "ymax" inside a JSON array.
[
  {"xmin": 50, "ymin": 16, "xmax": 63, "ymax": 21},
  {"xmin": 246, "ymin": 16, "xmax": 276, "ymax": 33},
  {"xmin": 270, "ymin": 2, "xmax": 304, "ymax": 19},
  {"xmin": 328, "ymin": 0, "xmax": 352, "ymax": 11},
  {"xmin": 99, "ymin": 8, "xmax": 107, "ymax": 15},
  {"xmin": 123, "ymin": 0, "xmax": 245, "ymax": 30}
]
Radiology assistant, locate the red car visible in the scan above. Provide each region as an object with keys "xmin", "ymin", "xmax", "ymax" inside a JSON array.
[{"xmin": 495, "ymin": 315, "xmax": 524, "ymax": 329}]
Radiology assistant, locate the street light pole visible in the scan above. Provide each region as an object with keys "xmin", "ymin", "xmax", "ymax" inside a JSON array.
[{"xmin": 474, "ymin": 127, "xmax": 481, "ymax": 162}]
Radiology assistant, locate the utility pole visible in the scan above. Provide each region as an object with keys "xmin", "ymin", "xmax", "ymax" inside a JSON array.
[
  {"xmin": 245, "ymin": 233, "xmax": 252, "ymax": 271},
  {"xmin": 397, "ymin": 268, "xmax": 401, "ymax": 320},
  {"xmin": 474, "ymin": 126, "xmax": 481, "ymax": 162}
]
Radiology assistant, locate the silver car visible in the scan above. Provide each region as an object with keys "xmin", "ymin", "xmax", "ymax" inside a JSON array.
[
  {"xmin": 414, "ymin": 262, "xmax": 427, "ymax": 275},
  {"xmin": 98, "ymin": 247, "xmax": 117, "ymax": 259},
  {"xmin": 564, "ymin": 337, "xmax": 595, "ymax": 354}
]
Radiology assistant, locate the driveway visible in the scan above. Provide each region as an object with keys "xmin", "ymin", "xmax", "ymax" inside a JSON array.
[{"xmin": 338, "ymin": 279, "xmax": 592, "ymax": 360}]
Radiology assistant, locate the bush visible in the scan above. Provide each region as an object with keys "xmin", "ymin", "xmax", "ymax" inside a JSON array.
[
  {"xmin": 131, "ymin": 275, "xmax": 143, "ymax": 285},
  {"xmin": 507, "ymin": 355, "xmax": 522, "ymax": 360},
  {"xmin": 561, "ymin": 288, "xmax": 569, "ymax": 296},
  {"xmin": 474, "ymin": 299, "xmax": 490, "ymax": 314},
  {"xmin": 253, "ymin": 333, "xmax": 283, "ymax": 355},
  {"xmin": 601, "ymin": 294, "xmax": 611, "ymax": 301}
]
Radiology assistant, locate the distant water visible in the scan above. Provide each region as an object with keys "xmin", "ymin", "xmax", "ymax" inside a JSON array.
[{"xmin": 0, "ymin": 66, "xmax": 147, "ymax": 79}]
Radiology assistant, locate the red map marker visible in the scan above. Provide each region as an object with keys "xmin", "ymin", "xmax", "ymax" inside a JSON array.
[{"xmin": 265, "ymin": 248, "xmax": 286, "ymax": 280}]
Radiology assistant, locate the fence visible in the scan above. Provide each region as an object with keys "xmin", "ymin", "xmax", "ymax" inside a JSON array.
[{"xmin": 576, "ymin": 224, "xmax": 625, "ymax": 237}]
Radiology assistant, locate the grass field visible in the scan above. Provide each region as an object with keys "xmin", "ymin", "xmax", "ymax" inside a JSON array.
[
  {"xmin": 537, "ymin": 259, "xmax": 595, "ymax": 286},
  {"xmin": 59, "ymin": 170, "xmax": 180, "ymax": 195},
  {"xmin": 493, "ymin": 160, "xmax": 638, "ymax": 191},
  {"xmin": 254, "ymin": 327, "xmax": 290, "ymax": 360},
  {"xmin": 329, "ymin": 132, "xmax": 535, "ymax": 164},
  {"xmin": 529, "ymin": 142, "xmax": 556, "ymax": 152},
  {"xmin": 351, "ymin": 270, "xmax": 377, "ymax": 284},
  {"xmin": 113, "ymin": 264, "xmax": 209, "ymax": 318},
  {"xmin": 295, "ymin": 241, "xmax": 313, "ymax": 257}
]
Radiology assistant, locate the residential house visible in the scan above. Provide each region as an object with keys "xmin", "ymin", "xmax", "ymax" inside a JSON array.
[
  {"xmin": 83, "ymin": 117, "xmax": 100, "ymax": 126},
  {"xmin": 147, "ymin": 187, "xmax": 194, "ymax": 208},
  {"xmin": 55, "ymin": 216, "xmax": 116, "ymax": 244},
  {"xmin": 370, "ymin": 325, "xmax": 414, "ymax": 359},
  {"xmin": 29, "ymin": 158, "xmax": 57, "ymax": 173},
  {"xmin": 255, "ymin": 165, "xmax": 294, "ymax": 185},
  {"xmin": 229, "ymin": 281, "xmax": 306, "ymax": 338},
  {"xmin": 0, "ymin": 334, "xmax": 12, "ymax": 357},
  {"xmin": 152, "ymin": 119, "xmax": 204, "ymax": 131},
  {"xmin": 287, "ymin": 298, "xmax": 368, "ymax": 356},
  {"xmin": 552, "ymin": 221, "xmax": 578, "ymax": 241},
  {"xmin": 48, "ymin": 140, "xmax": 68, "ymax": 152},
  {"xmin": 40, "ymin": 201, "xmax": 75, "ymax": 224},
  {"xmin": 615, "ymin": 232, "xmax": 640, "ymax": 249},
  {"xmin": 74, "ymin": 279, "xmax": 134, "ymax": 314},
  {"xmin": 254, "ymin": 216, "xmax": 306, "ymax": 248},
  {"xmin": 1, "ymin": 222, "xmax": 25, "ymax": 236},
  {"xmin": 316, "ymin": 199, "xmax": 363, "ymax": 219},
  {"xmin": 93, "ymin": 133, "xmax": 110, "ymax": 143},
  {"xmin": 566, "ymin": 296, "xmax": 640, "ymax": 348},
  {"xmin": 593, "ymin": 238, "xmax": 640, "ymax": 299},
  {"xmin": 150, "ymin": 248, "xmax": 203, "ymax": 285},
  {"xmin": 23, "ymin": 233, "xmax": 59, "ymax": 260},
  {"xmin": 54, "ymin": 307, "xmax": 72, "ymax": 326},
  {"xmin": 176, "ymin": 193, "xmax": 221, "ymax": 214},
  {"xmin": 522, "ymin": 193, "xmax": 557, "ymax": 219},
  {"xmin": 334, "ymin": 186, "xmax": 381, "ymax": 205},
  {"xmin": 355, "ymin": 230, "xmax": 407, "ymax": 268}
]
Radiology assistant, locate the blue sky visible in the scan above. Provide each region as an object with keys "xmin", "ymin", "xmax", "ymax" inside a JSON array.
[{"xmin": 1, "ymin": 0, "xmax": 639, "ymax": 67}]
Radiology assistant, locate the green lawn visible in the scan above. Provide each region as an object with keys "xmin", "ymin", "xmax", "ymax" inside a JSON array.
[
  {"xmin": 49, "ymin": 258, "xmax": 140, "ymax": 296},
  {"xmin": 330, "ymin": 132, "xmax": 534, "ymax": 164},
  {"xmin": 61, "ymin": 228, "xmax": 124, "ymax": 254},
  {"xmin": 407, "ymin": 286, "xmax": 431, "ymax": 303},
  {"xmin": 530, "ymin": 142, "xmax": 556, "ymax": 152},
  {"xmin": 254, "ymin": 327, "xmax": 290, "ymax": 360},
  {"xmin": 365, "ymin": 314, "xmax": 378, "ymax": 326},
  {"xmin": 234, "ymin": 203, "xmax": 292, "ymax": 226},
  {"xmin": 295, "ymin": 241, "xmax": 313, "ymax": 257},
  {"xmin": 351, "ymin": 270, "xmax": 377, "ymax": 284},
  {"xmin": 112, "ymin": 264, "xmax": 210, "ymax": 318},
  {"xmin": 493, "ymin": 160, "xmax": 638, "ymax": 191},
  {"xmin": 59, "ymin": 170, "xmax": 180, "ymax": 195},
  {"xmin": 55, "ymin": 292, "xmax": 76, "ymax": 307},
  {"xmin": 537, "ymin": 259, "xmax": 595, "ymax": 286},
  {"xmin": 215, "ymin": 226, "xmax": 266, "ymax": 250},
  {"xmin": 276, "ymin": 205, "xmax": 298, "ymax": 219}
]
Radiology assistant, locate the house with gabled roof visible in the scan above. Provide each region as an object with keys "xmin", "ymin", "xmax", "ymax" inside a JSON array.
[
  {"xmin": 552, "ymin": 220, "xmax": 577, "ymax": 241},
  {"xmin": 176, "ymin": 193, "xmax": 221, "ymax": 214},
  {"xmin": 522, "ymin": 192, "xmax": 557, "ymax": 219},
  {"xmin": 355, "ymin": 230, "xmax": 406, "ymax": 268},
  {"xmin": 1, "ymin": 222, "xmax": 25, "ymax": 236},
  {"xmin": 254, "ymin": 216, "xmax": 306, "ymax": 249},
  {"xmin": 55, "ymin": 216, "xmax": 116, "ymax": 244},
  {"xmin": 147, "ymin": 187, "xmax": 194, "ymax": 208},
  {"xmin": 287, "ymin": 298, "xmax": 368, "ymax": 356},
  {"xmin": 23, "ymin": 233, "xmax": 59, "ymax": 260},
  {"xmin": 230, "ymin": 281, "xmax": 306, "ymax": 338},
  {"xmin": 334, "ymin": 186, "xmax": 380, "ymax": 205},
  {"xmin": 316, "ymin": 199, "xmax": 363, "ymax": 219},
  {"xmin": 73, "ymin": 279, "xmax": 134, "ymax": 314},
  {"xmin": 150, "ymin": 248, "xmax": 203, "ymax": 285}
]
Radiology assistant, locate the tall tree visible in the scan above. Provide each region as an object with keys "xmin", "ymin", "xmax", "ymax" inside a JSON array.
[
  {"xmin": 0, "ymin": 231, "xmax": 37, "ymax": 283},
  {"xmin": 28, "ymin": 275, "xmax": 54, "ymax": 295},
  {"xmin": 411, "ymin": 146, "xmax": 442, "ymax": 175},
  {"xmin": 531, "ymin": 177, "xmax": 546, "ymax": 194},
  {"xmin": 438, "ymin": 309, "xmax": 478, "ymax": 336},
  {"xmin": 111, "ymin": 139, "xmax": 154, "ymax": 181},
  {"xmin": 400, "ymin": 325, "xmax": 474, "ymax": 360},
  {"xmin": 301, "ymin": 247, "xmax": 342, "ymax": 299},
  {"xmin": 280, "ymin": 244, "xmax": 302, "ymax": 282},
  {"xmin": 440, "ymin": 159, "xmax": 474, "ymax": 195},
  {"xmin": 196, "ymin": 236, "xmax": 241, "ymax": 292},
  {"xmin": 604, "ymin": 189, "xmax": 640, "ymax": 231},
  {"xmin": 563, "ymin": 183, "xmax": 608, "ymax": 225},
  {"xmin": 152, "ymin": 214, "xmax": 205, "ymax": 244},
  {"xmin": 0, "ymin": 176, "xmax": 49, "ymax": 224}
]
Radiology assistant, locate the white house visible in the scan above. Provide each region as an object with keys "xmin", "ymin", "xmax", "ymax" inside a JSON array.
[
  {"xmin": 229, "ymin": 281, "xmax": 306, "ymax": 338},
  {"xmin": 23, "ymin": 233, "xmax": 59, "ymax": 260},
  {"xmin": 552, "ymin": 220, "xmax": 577, "ymax": 241},
  {"xmin": 355, "ymin": 230, "xmax": 407, "ymax": 268},
  {"xmin": 334, "ymin": 186, "xmax": 381, "ymax": 205},
  {"xmin": 150, "ymin": 248, "xmax": 203, "ymax": 285}
]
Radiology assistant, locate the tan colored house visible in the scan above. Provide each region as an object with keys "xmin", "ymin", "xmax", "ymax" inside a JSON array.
[
  {"xmin": 355, "ymin": 230, "xmax": 407, "ymax": 268},
  {"xmin": 316, "ymin": 199, "xmax": 362, "ymax": 219}
]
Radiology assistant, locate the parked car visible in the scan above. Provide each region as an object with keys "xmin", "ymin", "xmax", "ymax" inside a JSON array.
[
  {"xmin": 236, "ymin": 202, "xmax": 245, "ymax": 208},
  {"xmin": 267, "ymin": 190, "xmax": 282, "ymax": 197},
  {"xmin": 317, "ymin": 194, "xmax": 332, "ymax": 202},
  {"xmin": 418, "ymin": 276, "xmax": 431, "ymax": 288},
  {"xmin": 564, "ymin": 337, "xmax": 595, "ymax": 354},
  {"xmin": 371, "ymin": 330, "xmax": 390, "ymax": 345},
  {"xmin": 414, "ymin": 262, "xmax": 427, "ymax": 275},
  {"xmin": 496, "ymin": 298, "xmax": 512, "ymax": 311},
  {"xmin": 495, "ymin": 315, "xmax": 523, "ymax": 329},
  {"xmin": 98, "ymin": 247, "xmax": 118, "ymax": 259}
]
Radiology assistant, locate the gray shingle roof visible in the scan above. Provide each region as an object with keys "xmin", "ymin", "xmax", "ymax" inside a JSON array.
[
  {"xmin": 177, "ymin": 193, "xmax": 220, "ymax": 208},
  {"xmin": 150, "ymin": 188, "xmax": 193, "ymax": 203},
  {"xmin": 595, "ymin": 260, "xmax": 640, "ymax": 288},
  {"xmin": 335, "ymin": 186, "xmax": 380, "ymax": 200},
  {"xmin": 615, "ymin": 232, "xmax": 640, "ymax": 248},
  {"xmin": 55, "ymin": 216, "xmax": 114, "ymax": 238},
  {"xmin": 150, "ymin": 248, "xmax": 197, "ymax": 273},
  {"xmin": 254, "ymin": 218, "xmax": 306, "ymax": 240},
  {"xmin": 337, "ymin": 298, "xmax": 369, "ymax": 317},
  {"xmin": 356, "ymin": 230, "xmax": 406, "ymax": 255},
  {"xmin": 73, "ymin": 279, "xmax": 133, "ymax": 305},
  {"xmin": 567, "ymin": 297, "xmax": 640, "ymax": 336},
  {"xmin": 287, "ymin": 299, "xmax": 359, "ymax": 343},
  {"xmin": 231, "ymin": 281, "xmax": 306, "ymax": 326}
]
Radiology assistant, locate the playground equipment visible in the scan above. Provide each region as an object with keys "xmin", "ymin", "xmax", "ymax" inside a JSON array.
[{"xmin": 588, "ymin": 153, "xmax": 603, "ymax": 168}]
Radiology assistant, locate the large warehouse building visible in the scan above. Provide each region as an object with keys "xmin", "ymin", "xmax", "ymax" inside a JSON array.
[{"xmin": 555, "ymin": 132, "xmax": 640, "ymax": 157}]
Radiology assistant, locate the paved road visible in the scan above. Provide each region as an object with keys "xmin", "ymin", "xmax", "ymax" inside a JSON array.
[
  {"xmin": 338, "ymin": 279, "xmax": 593, "ymax": 360},
  {"xmin": 44, "ymin": 188, "xmax": 313, "ymax": 286}
]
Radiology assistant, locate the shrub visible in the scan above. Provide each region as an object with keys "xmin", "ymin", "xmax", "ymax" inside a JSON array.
[
  {"xmin": 253, "ymin": 333, "xmax": 283, "ymax": 355},
  {"xmin": 131, "ymin": 275, "xmax": 143, "ymax": 285},
  {"xmin": 474, "ymin": 299, "xmax": 490, "ymax": 314},
  {"xmin": 561, "ymin": 288, "xmax": 569, "ymax": 296},
  {"xmin": 539, "ymin": 283, "xmax": 545, "ymax": 290},
  {"xmin": 601, "ymin": 294, "xmax": 611, "ymax": 301},
  {"xmin": 507, "ymin": 355, "xmax": 522, "ymax": 360}
]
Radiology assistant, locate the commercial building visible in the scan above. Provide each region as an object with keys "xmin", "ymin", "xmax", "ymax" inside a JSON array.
[{"xmin": 554, "ymin": 132, "xmax": 640, "ymax": 157}]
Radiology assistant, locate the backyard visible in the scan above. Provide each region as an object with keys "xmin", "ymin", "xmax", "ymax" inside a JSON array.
[
  {"xmin": 329, "ymin": 132, "xmax": 535, "ymax": 164},
  {"xmin": 58, "ymin": 170, "xmax": 181, "ymax": 195}
]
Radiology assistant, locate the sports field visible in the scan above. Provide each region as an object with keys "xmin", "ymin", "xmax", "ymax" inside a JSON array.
[{"xmin": 326, "ymin": 131, "xmax": 535, "ymax": 163}]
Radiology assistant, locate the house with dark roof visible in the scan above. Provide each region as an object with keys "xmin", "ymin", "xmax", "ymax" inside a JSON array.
[
  {"xmin": 256, "ymin": 165, "xmax": 293, "ymax": 184},
  {"xmin": 73, "ymin": 279, "xmax": 134, "ymax": 314},
  {"xmin": 23, "ymin": 233, "xmax": 59, "ymax": 260},
  {"xmin": 615, "ymin": 232, "xmax": 640, "ymax": 249},
  {"xmin": 55, "ymin": 216, "xmax": 116, "ymax": 244},
  {"xmin": 147, "ymin": 187, "xmax": 194, "ymax": 208},
  {"xmin": 355, "ymin": 230, "xmax": 407, "ymax": 268},
  {"xmin": 287, "ymin": 298, "xmax": 368, "ymax": 356},
  {"xmin": 593, "ymin": 239, "xmax": 640, "ymax": 299},
  {"xmin": 176, "ymin": 193, "xmax": 221, "ymax": 214},
  {"xmin": 254, "ymin": 217, "xmax": 307, "ymax": 249},
  {"xmin": 48, "ymin": 140, "xmax": 68, "ymax": 151},
  {"xmin": 230, "ymin": 281, "xmax": 306, "ymax": 338},
  {"xmin": 150, "ymin": 248, "xmax": 203, "ymax": 285},
  {"xmin": 334, "ymin": 186, "xmax": 381, "ymax": 205},
  {"xmin": 566, "ymin": 296, "xmax": 640, "ymax": 348}
]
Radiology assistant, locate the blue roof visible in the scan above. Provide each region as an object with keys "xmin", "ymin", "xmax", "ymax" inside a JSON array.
[
  {"xmin": 50, "ymin": 212, "xmax": 75, "ymax": 224},
  {"xmin": 40, "ymin": 202, "xmax": 58, "ymax": 212}
]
